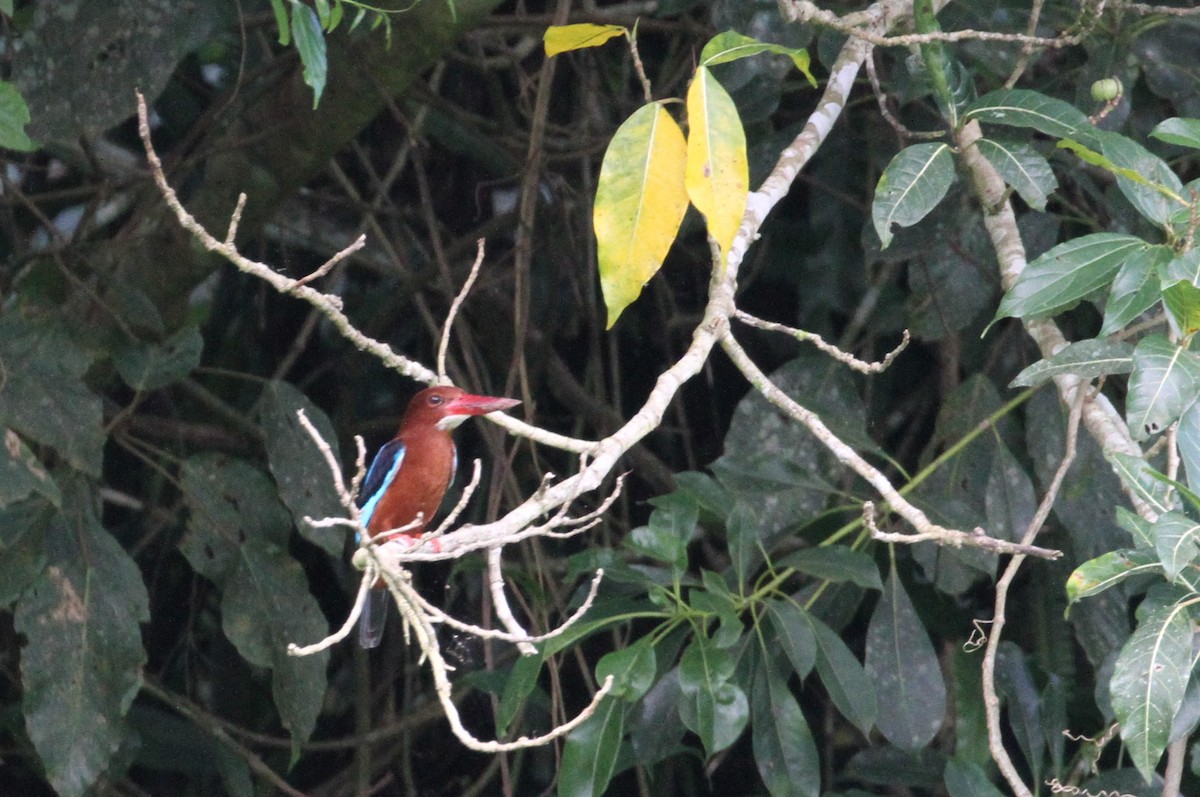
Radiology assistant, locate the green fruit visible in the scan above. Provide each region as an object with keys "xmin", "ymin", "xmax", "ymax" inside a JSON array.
[{"xmin": 1091, "ymin": 78, "xmax": 1122, "ymax": 102}]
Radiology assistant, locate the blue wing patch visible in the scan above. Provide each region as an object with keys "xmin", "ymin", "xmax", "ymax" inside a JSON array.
[{"xmin": 357, "ymin": 439, "xmax": 406, "ymax": 531}]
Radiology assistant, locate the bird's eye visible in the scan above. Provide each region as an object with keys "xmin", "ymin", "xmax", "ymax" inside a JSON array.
[{"xmin": 428, "ymin": 394, "xmax": 444, "ymax": 406}]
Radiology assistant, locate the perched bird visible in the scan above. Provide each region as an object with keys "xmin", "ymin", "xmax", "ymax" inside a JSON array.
[{"xmin": 356, "ymin": 386, "xmax": 520, "ymax": 648}]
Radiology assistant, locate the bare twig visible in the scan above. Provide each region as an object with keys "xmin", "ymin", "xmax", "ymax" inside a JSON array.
[
  {"xmin": 438, "ymin": 239, "xmax": 486, "ymax": 382},
  {"xmin": 735, "ymin": 310, "xmax": 910, "ymax": 373}
]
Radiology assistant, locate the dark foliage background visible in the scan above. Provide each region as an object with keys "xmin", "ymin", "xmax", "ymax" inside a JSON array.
[{"xmin": 2, "ymin": 0, "xmax": 1200, "ymax": 795}]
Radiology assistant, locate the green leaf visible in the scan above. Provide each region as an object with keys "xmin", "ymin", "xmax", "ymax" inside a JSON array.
[
  {"xmin": 221, "ymin": 537, "xmax": 329, "ymax": 761},
  {"xmin": 0, "ymin": 80, "xmax": 36, "ymax": 151},
  {"xmin": 765, "ymin": 599, "xmax": 817, "ymax": 679},
  {"xmin": 1151, "ymin": 511, "xmax": 1200, "ymax": 583},
  {"xmin": 257, "ymin": 381, "xmax": 344, "ymax": 556},
  {"xmin": 113, "ymin": 324, "xmax": 203, "ymax": 392},
  {"xmin": 1099, "ymin": 245, "xmax": 1171, "ymax": 336},
  {"xmin": 558, "ymin": 697, "xmax": 625, "ymax": 797},
  {"xmin": 865, "ymin": 566, "xmax": 946, "ymax": 750},
  {"xmin": 1098, "ymin": 130, "xmax": 1187, "ymax": 226},
  {"xmin": 0, "ymin": 497, "xmax": 51, "ymax": 604},
  {"xmin": 774, "ymin": 546, "xmax": 882, "ymax": 591},
  {"xmin": 686, "ymin": 66, "xmax": 749, "ymax": 259},
  {"xmin": 872, "ymin": 142, "xmax": 955, "ymax": 249},
  {"xmin": 995, "ymin": 233, "xmax": 1150, "ymax": 322},
  {"xmin": 695, "ymin": 570, "xmax": 743, "ymax": 648},
  {"xmin": 698, "ymin": 30, "xmax": 816, "ymax": 87},
  {"xmin": 677, "ymin": 633, "xmax": 749, "ymax": 757},
  {"xmin": 808, "ymin": 613, "xmax": 876, "ymax": 734},
  {"xmin": 1126, "ymin": 334, "xmax": 1200, "ymax": 440},
  {"xmin": 944, "ymin": 757, "xmax": 1006, "ymax": 797},
  {"xmin": 179, "ymin": 454, "xmax": 293, "ymax": 585},
  {"xmin": 0, "ymin": 429, "xmax": 61, "ymax": 509},
  {"xmin": 268, "ymin": 0, "xmax": 290, "ymax": 45},
  {"xmin": 752, "ymin": 656, "xmax": 819, "ymax": 797},
  {"xmin": 1177, "ymin": 399, "xmax": 1200, "ymax": 493},
  {"xmin": 1160, "ymin": 249, "xmax": 1200, "ymax": 336},
  {"xmin": 543, "ymin": 23, "xmax": 625, "ymax": 56},
  {"xmin": 497, "ymin": 652, "xmax": 543, "ymax": 735},
  {"xmin": 596, "ymin": 636, "xmax": 656, "ymax": 702},
  {"xmin": 291, "ymin": 4, "xmax": 327, "ymax": 108},
  {"xmin": 965, "ymin": 88, "xmax": 1098, "ymax": 146},
  {"xmin": 1108, "ymin": 452, "xmax": 1176, "ymax": 516},
  {"xmin": 1066, "ymin": 548, "xmax": 1160, "ymax": 605},
  {"xmin": 595, "ymin": 102, "xmax": 688, "ymax": 328},
  {"xmin": 975, "ymin": 138, "xmax": 1056, "ymax": 210},
  {"xmin": 314, "ymin": 0, "xmax": 331, "ymax": 28},
  {"xmin": 1110, "ymin": 588, "xmax": 1193, "ymax": 783},
  {"xmin": 14, "ymin": 477, "xmax": 149, "ymax": 797},
  {"xmin": 0, "ymin": 318, "xmax": 104, "ymax": 476},
  {"xmin": 1150, "ymin": 117, "xmax": 1200, "ymax": 150},
  {"xmin": 984, "ymin": 444, "xmax": 1036, "ymax": 543},
  {"xmin": 629, "ymin": 491, "xmax": 695, "ymax": 572},
  {"xmin": 1009, "ymin": 339, "xmax": 1135, "ymax": 388}
]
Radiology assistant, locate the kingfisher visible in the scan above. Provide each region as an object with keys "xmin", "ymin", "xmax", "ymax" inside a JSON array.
[{"xmin": 356, "ymin": 385, "xmax": 520, "ymax": 648}]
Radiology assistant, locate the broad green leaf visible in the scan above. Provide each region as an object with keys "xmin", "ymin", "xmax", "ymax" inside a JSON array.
[
  {"xmin": 113, "ymin": 323, "xmax": 203, "ymax": 392},
  {"xmin": 1098, "ymin": 130, "xmax": 1187, "ymax": 226},
  {"xmin": 774, "ymin": 546, "xmax": 883, "ymax": 591},
  {"xmin": 677, "ymin": 633, "xmax": 749, "ymax": 757},
  {"xmin": 752, "ymin": 657, "xmax": 819, "ymax": 797},
  {"xmin": 292, "ymin": 4, "xmax": 326, "ymax": 108},
  {"xmin": 1126, "ymin": 334, "xmax": 1200, "ymax": 440},
  {"xmin": 1110, "ymin": 588, "xmax": 1192, "ymax": 783},
  {"xmin": 1009, "ymin": 339, "xmax": 1135, "ymax": 388},
  {"xmin": 258, "ymin": 381, "xmax": 344, "ymax": 556},
  {"xmin": 1159, "ymin": 249, "xmax": 1200, "ymax": 336},
  {"xmin": 544, "ymin": 23, "xmax": 625, "ymax": 56},
  {"xmin": 965, "ymin": 89, "xmax": 1098, "ymax": 146},
  {"xmin": 872, "ymin": 142, "xmax": 955, "ymax": 249},
  {"xmin": 865, "ymin": 566, "xmax": 946, "ymax": 750},
  {"xmin": 685, "ymin": 67, "xmax": 749, "ymax": 259},
  {"xmin": 1151, "ymin": 117, "xmax": 1200, "ymax": 150},
  {"xmin": 995, "ymin": 233, "xmax": 1149, "ymax": 322},
  {"xmin": 0, "ymin": 318, "xmax": 104, "ymax": 476},
  {"xmin": 558, "ymin": 697, "xmax": 625, "ymax": 797},
  {"xmin": 269, "ymin": 0, "xmax": 290, "ymax": 44},
  {"xmin": 629, "ymin": 491, "xmax": 695, "ymax": 572},
  {"xmin": 0, "ymin": 499, "xmax": 50, "ymax": 604},
  {"xmin": 975, "ymin": 138, "xmax": 1056, "ymax": 210},
  {"xmin": 0, "ymin": 80, "xmax": 35, "ymax": 151},
  {"xmin": 808, "ymin": 613, "xmax": 876, "ymax": 734},
  {"xmin": 1177, "ymin": 399, "xmax": 1200, "ymax": 493},
  {"xmin": 1151, "ymin": 511, "xmax": 1200, "ymax": 583},
  {"xmin": 314, "ymin": 0, "xmax": 331, "ymax": 27},
  {"xmin": 179, "ymin": 454, "xmax": 293, "ymax": 585},
  {"xmin": 944, "ymin": 756, "xmax": 1006, "ymax": 797},
  {"xmin": 596, "ymin": 636, "xmax": 657, "ymax": 702},
  {"xmin": 497, "ymin": 652, "xmax": 543, "ymax": 735},
  {"xmin": 1066, "ymin": 548, "xmax": 1160, "ymax": 605},
  {"xmin": 696, "ymin": 569, "xmax": 743, "ymax": 648},
  {"xmin": 1117, "ymin": 506, "xmax": 1157, "ymax": 549},
  {"xmin": 595, "ymin": 103, "xmax": 688, "ymax": 328},
  {"xmin": 725, "ymin": 501, "xmax": 760, "ymax": 591},
  {"xmin": 221, "ymin": 537, "xmax": 329, "ymax": 761},
  {"xmin": 1108, "ymin": 451, "xmax": 1176, "ymax": 516},
  {"xmin": 984, "ymin": 444, "xmax": 1036, "ymax": 543},
  {"xmin": 1100, "ymin": 245, "xmax": 1171, "ymax": 336},
  {"xmin": 698, "ymin": 30, "xmax": 816, "ymax": 87},
  {"xmin": 993, "ymin": 643, "xmax": 1045, "ymax": 781},
  {"xmin": 0, "ymin": 430, "xmax": 61, "ymax": 509},
  {"xmin": 765, "ymin": 599, "xmax": 817, "ymax": 679},
  {"xmin": 14, "ymin": 478, "xmax": 149, "ymax": 797}
]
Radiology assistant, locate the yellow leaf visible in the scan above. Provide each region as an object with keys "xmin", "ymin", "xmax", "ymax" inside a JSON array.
[
  {"xmin": 685, "ymin": 67, "xmax": 748, "ymax": 260},
  {"xmin": 594, "ymin": 103, "xmax": 688, "ymax": 329},
  {"xmin": 544, "ymin": 23, "xmax": 626, "ymax": 57}
]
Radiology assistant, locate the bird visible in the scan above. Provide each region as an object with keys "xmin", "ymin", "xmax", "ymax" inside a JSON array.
[{"xmin": 355, "ymin": 385, "xmax": 520, "ymax": 648}]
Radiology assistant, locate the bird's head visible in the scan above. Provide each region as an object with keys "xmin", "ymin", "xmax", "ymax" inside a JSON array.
[{"xmin": 401, "ymin": 386, "xmax": 521, "ymax": 432}]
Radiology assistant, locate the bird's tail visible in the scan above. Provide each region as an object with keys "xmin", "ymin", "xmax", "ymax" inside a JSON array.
[{"xmin": 359, "ymin": 589, "xmax": 389, "ymax": 649}]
